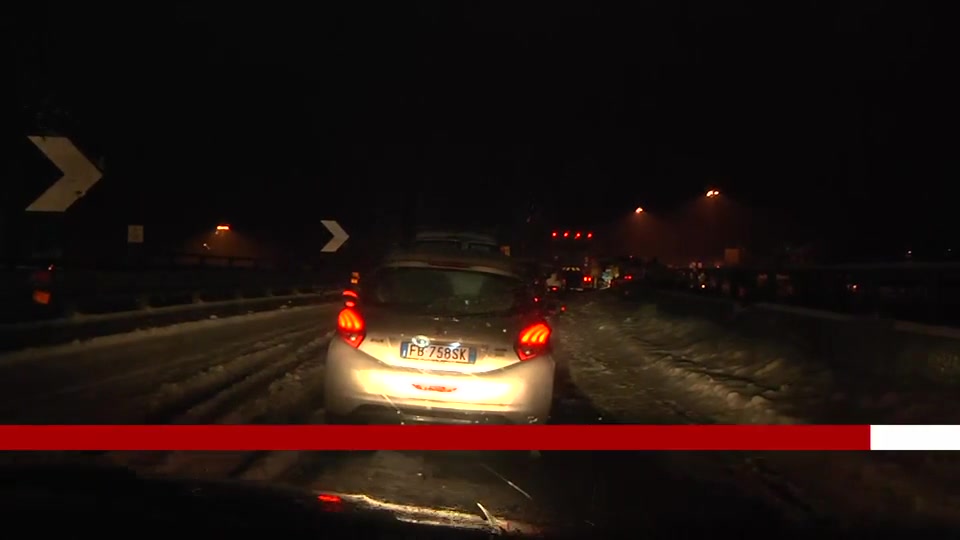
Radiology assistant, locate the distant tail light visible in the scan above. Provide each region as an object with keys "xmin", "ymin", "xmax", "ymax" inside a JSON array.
[
  {"xmin": 516, "ymin": 322, "xmax": 551, "ymax": 361},
  {"xmin": 337, "ymin": 307, "xmax": 365, "ymax": 347},
  {"xmin": 342, "ymin": 289, "xmax": 358, "ymax": 308},
  {"xmin": 583, "ymin": 276, "xmax": 592, "ymax": 282}
]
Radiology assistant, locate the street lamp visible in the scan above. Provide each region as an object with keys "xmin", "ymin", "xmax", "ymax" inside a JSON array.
[
  {"xmin": 634, "ymin": 207, "xmax": 644, "ymax": 214},
  {"xmin": 706, "ymin": 190, "xmax": 720, "ymax": 198}
]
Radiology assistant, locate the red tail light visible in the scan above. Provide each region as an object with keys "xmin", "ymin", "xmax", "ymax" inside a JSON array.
[
  {"xmin": 516, "ymin": 322, "xmax": 551, "ymax": 361},
  {"xmin": 337, "ymin": 307, "xmax": 365, "ymax": 347}
]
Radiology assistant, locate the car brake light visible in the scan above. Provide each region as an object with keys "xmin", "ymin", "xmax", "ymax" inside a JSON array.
[
  {"xmin": 516, "ymin": 322, "xmax": 551, "ymax": 361},
  {"xmin": 337, "ymin": 307, "xmax": 365, "ymax": 347}
]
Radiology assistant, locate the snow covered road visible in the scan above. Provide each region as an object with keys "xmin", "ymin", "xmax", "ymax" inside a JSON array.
[
  {"xmin": 0, "ymin": 299, "xmax": 955, "ymax": 534},
  {"xmin": 554, "ymin": 292, "xmax": 960, "ymax": 527}
]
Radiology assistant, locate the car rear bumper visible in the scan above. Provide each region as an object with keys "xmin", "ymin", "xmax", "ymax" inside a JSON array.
[{"xmin": 324, "ymin": 338, "xmax": 555, "ymax": 424}]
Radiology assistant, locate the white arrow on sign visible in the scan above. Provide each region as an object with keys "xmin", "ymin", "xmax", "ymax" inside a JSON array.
[
  {"xmin": 25, "ymin": 136, "xmax": 103, "ymax": 213},
  {"xmin": 321, "ymin": 220, "xmax": 349, "ymax": 253}
]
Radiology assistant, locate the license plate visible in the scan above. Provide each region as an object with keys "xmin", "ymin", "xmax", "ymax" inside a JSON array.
[{"xmin": 400, "ymin": 343, "xmax": 475, "ymax": 363}]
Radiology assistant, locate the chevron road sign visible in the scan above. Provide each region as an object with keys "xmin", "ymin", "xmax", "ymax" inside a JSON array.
[{"xmin": 25, "ymin": 136, "xmax": 103, "ymax": 213}]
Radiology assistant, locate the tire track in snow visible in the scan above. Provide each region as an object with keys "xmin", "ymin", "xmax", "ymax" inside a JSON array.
[
  {"xmin": 2, "ymin": 323, "xmax": 320, "ymax": 423},
  {"xmin": 141, "ymin": 324, "xmax": 321, "ymax": 423},
  {"xmin": 128, "ymin": 332, "xmax": 334, "ymax": 479}
]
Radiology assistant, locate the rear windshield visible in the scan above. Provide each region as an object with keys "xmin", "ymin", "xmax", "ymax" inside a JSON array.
[{"xmin": 364, "ymin": 266, "xmax": 528, "ymax": 316}]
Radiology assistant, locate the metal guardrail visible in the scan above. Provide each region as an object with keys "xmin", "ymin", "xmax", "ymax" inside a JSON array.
[{"xmin": 0, "ymin": 262, "xmax": 348, "ymax": 325}]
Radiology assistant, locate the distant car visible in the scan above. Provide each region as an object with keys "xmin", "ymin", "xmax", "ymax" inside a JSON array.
[
  {"xmin": 560, "ymin": 266, "xmax": 594, "ymax": 291},
  {"xmin": 324, "ymin": 250, "xmax": 556, "ymax": 424},
  {"xmin": 413, "ymin": 231, "xmax": 500, "ymax": 254}
]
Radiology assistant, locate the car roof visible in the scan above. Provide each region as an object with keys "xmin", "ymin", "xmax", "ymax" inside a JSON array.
[{"xmin": 379, "ymin": 249, "xmax": 522, "ymax": 278}]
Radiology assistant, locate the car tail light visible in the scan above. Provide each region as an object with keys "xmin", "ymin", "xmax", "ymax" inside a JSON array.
[
  {"xmin": 337, "ymin": 307, "xmax": 365, "ymax": 347},
  {"xmin": 583, "ymin": 276, "xmax": 592, "ymax": 282},
  {"xmin": 516, "ymin": 322, "xmax": 551, "ymax": 361},
  {"xmin": 342, "ymin": 289, "xmax": 358, "ymax": 308}
]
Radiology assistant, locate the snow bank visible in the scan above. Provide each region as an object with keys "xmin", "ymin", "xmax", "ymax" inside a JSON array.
[
  {"xmin": 556, "ymin": 292, "xmax": 960, "ymax": 525},
  {"xmin": 0, "ymin": 304, "xmax": 337, "ymax": 366},
  {"xmin": 565, "ymin": 292, "xmax": 960, "ymax": 425}
]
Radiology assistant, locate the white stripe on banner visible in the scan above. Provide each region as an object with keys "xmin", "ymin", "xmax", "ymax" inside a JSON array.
[{"xmin": 871, "ymin": 425, "xmax": 960, "ymax": 450}]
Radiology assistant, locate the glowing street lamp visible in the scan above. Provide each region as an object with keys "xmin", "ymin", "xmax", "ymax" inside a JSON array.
[
  {"xmin": 706, "ymin": 190, "xmax": 720, "ymax": 198},
  {"xmin": 634, "ymin": 207, "xmax": 644, "ymax": 214}
]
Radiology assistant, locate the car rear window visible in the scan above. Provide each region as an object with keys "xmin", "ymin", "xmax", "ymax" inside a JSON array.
[{"xmin": 364, "ymin": 266, "xmax": 528, "ymax": 316}]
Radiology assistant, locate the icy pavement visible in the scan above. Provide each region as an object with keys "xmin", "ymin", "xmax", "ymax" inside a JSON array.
[
  {"xmin": 1, "ymin": 294, "xmax": 959, "ymax": 532},
  {"xmin": 0, "ymin": 299, "xmax": 814, "ymax": 534},
  {"xmin": 552, "ymin": 292, "xmax": 960, "ymax": 526}
]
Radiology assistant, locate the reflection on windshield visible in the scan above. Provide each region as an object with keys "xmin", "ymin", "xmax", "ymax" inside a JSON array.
[{"xmin": 366, "ymin": 267, "xmax": 526, "ymax": 316}]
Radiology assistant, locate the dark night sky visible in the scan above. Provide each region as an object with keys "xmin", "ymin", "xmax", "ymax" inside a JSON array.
[{"xmin": 8, "ymin": 1, "xmax": 953, "ymax": 260}]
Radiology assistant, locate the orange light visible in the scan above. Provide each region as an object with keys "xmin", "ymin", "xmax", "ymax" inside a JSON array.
[
  {"xmin": 32, "ymin": 290, "xmax": 51, "ymax": 305},
  {"xmin": 216, "ymin": 224, "xmax": 230, "ymax": 231},
  {"xmin": 519, "ymin": 322, "xmax": 551, "ymax": 346},
  {"xmin": 587, "ymin": 232, "xmax": 593, "ymax": 238},
  {"xmin": 563, "ymin": 231, "xmax": 569, "ymax": 238},
  {"xmin": 634, "ymin": 207, "xmax": 644, "ymax": 214}
]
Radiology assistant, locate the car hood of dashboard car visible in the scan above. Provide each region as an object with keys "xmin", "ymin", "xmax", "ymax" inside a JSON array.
[{"xmin": 0, "ymin": 462, "xmax": 548, "ymax": 538}]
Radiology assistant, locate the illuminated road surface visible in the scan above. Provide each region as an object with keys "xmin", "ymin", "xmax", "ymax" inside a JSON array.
[{"xmin": 0, "ymin": 299, "xmax": 950, "ymax": 535}]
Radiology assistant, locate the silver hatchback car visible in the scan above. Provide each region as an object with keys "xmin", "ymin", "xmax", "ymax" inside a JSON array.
[{"xmin": 324, "ymin": 250, "xmax": 556, "ymax": 424}]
